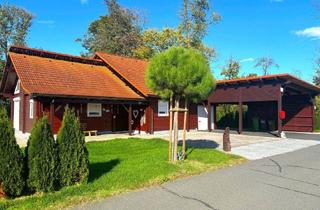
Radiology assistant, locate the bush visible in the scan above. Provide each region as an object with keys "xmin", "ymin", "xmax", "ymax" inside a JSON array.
[
  {"xmin": 27, "ymin": 116, "xmax": 56, "ymax": 192},
  {"xmin": 57, "ymin": 108, "xmax": 89, "ymax": 187},
  {"xmin": 0, "ymin": 108, "xmax": 25, "ymax": 197}
]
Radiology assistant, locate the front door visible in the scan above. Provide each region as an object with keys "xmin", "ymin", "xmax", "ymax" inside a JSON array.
[
  {"xmin": 197, "ymin": 105, "xmax": 208, "ymax": 130},
  {"xmin": 13, "ymin": 97, "xmax": 20, "ymax": 131},
  {"xmin": 113, "ymin": 105, "xmax": 129, "ymax": 132}
]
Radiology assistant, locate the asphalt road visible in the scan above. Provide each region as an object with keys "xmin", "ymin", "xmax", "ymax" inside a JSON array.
[{"xmin": 76, "ymin": 145, "xmax": 320, "ymax": 210}]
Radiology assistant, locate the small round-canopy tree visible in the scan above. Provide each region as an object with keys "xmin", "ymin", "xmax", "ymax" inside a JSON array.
[
  {"xmin": 0, "ymin": 107, "xmax": 25, "ymax": 197},
  {"xmin": 146, "ymin": 47, "xmax": 215, "ymax": 162},
  {"xmin": 57, "ymin": 107, "xmax": 89, "ymax": 187},
  {"xmin": 27, "ymin": 116, "xmax": 56, "ymax": 193}
]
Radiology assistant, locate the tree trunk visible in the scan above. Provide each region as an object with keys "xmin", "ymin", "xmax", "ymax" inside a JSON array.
[
  {"xmin": 173, "ymin": 99, "xmax": 179, "ymax": 162},
  {"xmin": 168, "ymin": 97, "xmax": 173, "ymax": 162},
  {"xmin": 0, "ymin": 183, "xmax": 5, "ymax": 198},
  {"xmin": 182, "ymin": 100, "xmax": 188, "ymax": 158}
]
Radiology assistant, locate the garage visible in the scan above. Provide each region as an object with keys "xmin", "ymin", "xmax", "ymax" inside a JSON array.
[{"xmin": 206, "ymin": 74, "xmax": 320, "ymax": 136}]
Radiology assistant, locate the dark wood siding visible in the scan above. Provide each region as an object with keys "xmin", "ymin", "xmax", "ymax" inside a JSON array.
[
  {"xmin": 283, "ymin": 95, "xmax": 314, "ymax": 132},
  {"xmin": 43, "ymin": 103, "xmax": 113, "ymax": 134},
  {"xmin": 144, "ymin": 98, "xmax": 198, "ymax": 132}
]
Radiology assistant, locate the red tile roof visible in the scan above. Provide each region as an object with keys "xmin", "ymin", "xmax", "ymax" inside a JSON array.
[
  {"xmin": 95, "ymin": 52, "xmax": 154, "ymax": 96},
  {"xmin": 9, "ymin": 51, "xmax": 144, "ymax": 100},
  {"xmin": 217, "ymin": 73, "xmax": 320, "ymax": 93}
]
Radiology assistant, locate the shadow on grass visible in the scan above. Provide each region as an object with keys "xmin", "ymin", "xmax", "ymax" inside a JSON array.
[
  {"xmin": 179, "ymin": 139, "xmax": 219, "ymax": 149},
  {"xmin": 88, "ymin": 159, "xmax": 120, "ymax": 183},
  {"xmin": 178, "ymin": 140, "xmax": 219, "ymax": 158}
]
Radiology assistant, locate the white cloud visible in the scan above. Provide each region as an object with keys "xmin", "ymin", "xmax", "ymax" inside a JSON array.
[
  {"xmin": 270, "ymin": 0, "xmax": 283, "ymax": 3},
  {"xmin": 37, "ymin": 20, "xmax": 55, "ymax": 25},
  {"xmin": 295, "ymin": 27, "xmax": 320, "ymax": 39},
  {"xmin": 240, "ymin": 58, "xmax": 255, "ymax": 63},
  {"xmin": 80, "ymin": 0, "xmax": 88, "ymax": 4}
]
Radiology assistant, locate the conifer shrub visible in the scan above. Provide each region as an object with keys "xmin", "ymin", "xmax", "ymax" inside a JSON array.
[
  {"xmin": 57, "ymin": 107, "xmax": 89, "ymax": 187},
  {"xmin": 27, "ymin": 116, "xmax": 56, "ymax": 192},
  {"xmin": 0, "ymin": 108, "xmax": 25, "ymax": 197}
]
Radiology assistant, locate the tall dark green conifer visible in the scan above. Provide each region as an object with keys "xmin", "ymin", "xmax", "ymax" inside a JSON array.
[
  {"xmin": 57, "ymin": 108, "xmax": 89, "ymax": 187},
  {"xmin": 27, "ymin": 116, "xmax": 56, "ymax": 192},
  {"xmin": 0, "ymin": 108, "xmax": 25, "ymax": 197}
]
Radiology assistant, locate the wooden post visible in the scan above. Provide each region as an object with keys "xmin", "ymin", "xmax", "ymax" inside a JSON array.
[
  {"xmin": 22, "ymin": 94, "xmax": 26, "ymax": 133},
  {"xmin": 182, "ymin": 100, "xmax": 188, "ymax": 157},
  {"xmin": 173, "ymin": 99, "xmax": 179, "ymax": 162},
  {"xmin": 311, "ymin": 96, "xmax": 315, "ymax": 132},
  {"xmin": 169, "ymin": 97, "xmax": 173, "ymax": 161},
  {"xmin": 128, "ymin": 104, "xmax": 133, "ymax": 136},
  {"xmin": 207, "ymin": 103, "xmax": 212, "ymax": 132},
  {"xmin": 278, "ymin": 90, "xmax": 283, "ymax": 137},
  {"xmin": 238, "ymin": 101, "xmax": 243, "ymax": 134},
  {"xmin": 9, "ymin": 95, "xmax": 13, "ymax": 122},
  {"xmin": 213, "ymin": 104, "xmax": 217, "ymax": 129},
  {"xmin": 50, "ymin": 101, "xmax": 54, "ymax": 133}
]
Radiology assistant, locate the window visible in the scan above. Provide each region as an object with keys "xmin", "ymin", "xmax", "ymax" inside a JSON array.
[
  {"xmin": 158, "ymin": 100, "xmax": 169, "ymax": 117},
  {"xmin": 29, "ymin": 99, "xmax": 34, "ymax": 119},
  {"xmin": 87, "ymin": 103, "xmax": 102, "ymax": 117},
  {"xmin": 14, "ymin": 80, "xmax": 20, "ymax": 94}
]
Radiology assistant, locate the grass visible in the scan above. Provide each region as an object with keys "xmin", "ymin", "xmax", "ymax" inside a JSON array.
[{"xmin": 0, "ymin": 138, "xmax": 244, "ymax": 210}]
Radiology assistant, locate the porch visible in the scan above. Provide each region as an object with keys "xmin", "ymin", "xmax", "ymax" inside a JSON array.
[{"xmin": 35, "ymin": 96, "xmax": 148, "ymax": 136}]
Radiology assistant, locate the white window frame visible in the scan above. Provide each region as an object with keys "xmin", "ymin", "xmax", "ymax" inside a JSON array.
[
  {"xmin": 29, "ymin": 99, "xmax": 34, "ymax": 119},
  {"xmin": 158, "ymin": 100, "xmax": 169, "ymax": 117},
  {"xmin": 14, "ymin": 80, "xmax": 20, "ymax": 94},
  {"xmin": 87, "ymin": 103, "xmax": 102, "ymax": 117}
]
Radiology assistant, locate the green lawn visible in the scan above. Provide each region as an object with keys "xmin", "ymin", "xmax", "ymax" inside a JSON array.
[{"xmin": 0, "ymin": 138, "xmax": 244, "ymax": 210}]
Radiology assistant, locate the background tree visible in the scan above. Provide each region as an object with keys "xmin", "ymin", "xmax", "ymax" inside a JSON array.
[
  {"xmin": 57, "ymin": 107, "xmax": 89, "ymax": 187},
  {"xmin": 291, "ymin": 68, "xmax": 302, "ymax": 79},
  {"xmin": 0, "ymin": 3, "xmax": 32, "ymax": 109},
  {"xmin": 0, "ymin": 108, "xmax": 25, "ymax": 197},
  {"xmin": 146, "ymin": 47, "xmax": 215, "ymax": 162},
  {"xmin": 27, "ymin": 116, "xmax": 56, "ymax": 193},
  {"xmin": 220, "ymin": 57, "xmax": 240, "ymax": 80},
  {"xmin": 254, "ymin": 57, "xmax": 279, "ymax": 76},
  {"xmin": 81, "ymin": 0, "xmax": 142, "ymax": 57},
  {"xmin": 245, "ymin": 73, "xmax": 258, "ymax": 78},
  {"xmin": 179, "ymin": 0, "xmax": 220, "ymax": 60},
  {"xmin": 133, "ymin": 28, "xmax": 186, "ymax": 59},
  {"xmin": 313, "ymin": 57, "xmax": 320, "ymax": 85}
]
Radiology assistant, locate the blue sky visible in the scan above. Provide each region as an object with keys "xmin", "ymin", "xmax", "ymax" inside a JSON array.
[{"xmin": 2, "ymin": 0, "xmax": 320, "ymax": 82}]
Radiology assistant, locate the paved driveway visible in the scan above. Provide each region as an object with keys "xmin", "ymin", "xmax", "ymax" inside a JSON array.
[
  {"xmin": 76, "ymin": 145, "xmax": 320, "ymax": 210},
  {"xmin": 285, "ymin": 131, "xmax": 319, "ymax": 141}
]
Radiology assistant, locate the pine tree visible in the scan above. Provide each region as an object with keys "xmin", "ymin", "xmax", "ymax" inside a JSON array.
[
  {"xmin": 0, "ymin": 107, "xmax": 25, "ymax": 197},
  {"xmin": 57, "ymin": 108, "xmax": 89, "ymax": 187},
  {"xmin": 27, "ymin": 116, "xmax": 56, "ymax": 192}
]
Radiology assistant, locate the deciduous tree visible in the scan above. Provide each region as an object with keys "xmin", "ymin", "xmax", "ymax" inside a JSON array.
[
  {"xmin": 220, "ymin": 57, "xmax": 240, "ymax": 80},
  {"xmin": 146, "ymin": 47, "xmax": 215, "ymax": 162},
  {"xmin": 0, "ymin": 3, "xmax": 32, "ymax": 57},
  {"xmin": 254, "ymin": 57, "xmax": 279, "ymax": 76},
  {"xmin": 179, "ymin": 0, "xmax": 220, "ymax": 60},
  {"xmin": 313, "ymin": 58, "xmax": 320, "ymax": 85},
  {"xmin": 81, "ymin": 0, "xmax": 142, "ymax": 57},
  {"xmin": 133, "ymin": 28, "xmax": 186, "ymax": 59}
]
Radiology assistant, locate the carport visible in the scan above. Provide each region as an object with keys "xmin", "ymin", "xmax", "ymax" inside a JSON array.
[{"xmin": 207, "ymin": 74, "xmax": 320, "ymax": 137}]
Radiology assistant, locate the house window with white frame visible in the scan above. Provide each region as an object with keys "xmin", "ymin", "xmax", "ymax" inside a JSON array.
[
  {"xmin": 14, "ymin": 80, "xmax": 20, "ymax": 94},
  {"xmin": 158, "ymin": 100, "xmax": 169, "ymax": 117},
  {"xmin": 29, "ymin": 99, "xmax": 34, "ymax": 119},
  {"xmin": 87, "ymin": 103, "xmax": 102, "ymax": 117}
]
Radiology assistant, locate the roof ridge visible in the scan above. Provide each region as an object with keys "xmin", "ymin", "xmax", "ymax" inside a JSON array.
[
  {"xmin": 9, "ymin": 45, "xmax": 105, "ymax": 66},
  {"xmin": 95, "ymin": 51, "xmax": 148, "ymax": 63},
  {"xmin": 217, "ymin": 73, "xmax": 320, "ymax": 92}
]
